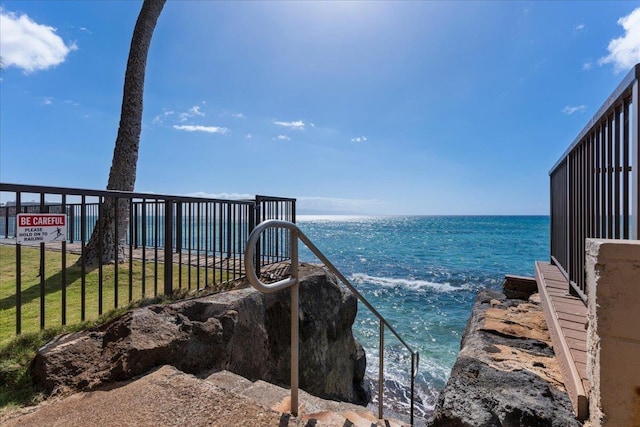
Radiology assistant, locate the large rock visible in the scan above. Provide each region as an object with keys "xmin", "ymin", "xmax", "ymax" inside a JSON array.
[
  {"xmin": 32, "ymin": 264, "xmax": 369, "ymax": 405},
  {"xmin": 427, "ymin": 289, "xmax": 581, "ymax": 426}
]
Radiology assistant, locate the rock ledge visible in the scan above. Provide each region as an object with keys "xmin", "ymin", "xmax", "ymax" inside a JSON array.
[{"xmin": 427, "ymin": 279, "xmax": 581, "ymax": 426}]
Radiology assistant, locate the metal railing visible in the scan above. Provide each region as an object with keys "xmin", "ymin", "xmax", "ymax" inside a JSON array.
[
  {"xmin": 0, "ymin": 183, "xmax": 295, "ymax": 337},
  {"xmin": 549, "ymin": 63, "xmax": 639, "ymax": 302},
  {"xmin": 244, "ymin": 220, "xmax": 419, "ymax": 425}
]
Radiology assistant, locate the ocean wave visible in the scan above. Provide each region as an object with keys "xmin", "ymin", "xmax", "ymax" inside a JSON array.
[{"xmin": 350, "ymin": 273, "xmax": 460, "ymax": 292}]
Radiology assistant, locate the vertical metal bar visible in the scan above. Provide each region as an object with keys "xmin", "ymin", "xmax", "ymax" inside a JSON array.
[
  {"xmin": 61, "ymin": 194, "xmax": 67, "ymax": 326},
  {"xmin": 232, "ymin": 204, "xmax": 237, "ymax": 278},
  {"xmin": 564, "ymin": 160, "xmax": 568, "ymax": 269},
  {"xmin": 379, "ymin": 321, "xmax": 384, "ymax": 420},
  {"xmin": 154, "ymin": 200, "xmax": 159, "ymax": 296},
  {"xmin": 197, "ymin": 202, "xmax": 201, "ymax": 290},
  {"xmin": 68, "ymin": 201, "xmax": 75, "ymax": 243},
  {"xmin": 98, "ymin": 197, "xmax": 103, "ymax": 315},
  {"xmin": 205, "ymin": 202, "xmax": 209, "ymax": 287},
  {"xmin": 549, "ymin": 168, "xmax": 558, "ymax": 259},
  {"xmin": 595, "ymin": 127, "xmax": 601, "ymax": 238},
  {"xmin": 253, "ymin": 201, "xmax": 260, "ymax": 276},
  {"xmin": 133, "ymin": 201, "xmax": 139, "ymax": 249},
  {"xmin": 587, "ymin": 135, "xmax": 593, "ymax": 282},
  {"xmin": 577, "ymin": 144, "xmax": 584, "ymax": 292},
  {"xmin": 215, "ymin": 203, "xmax": 219, "ymax": 281},
  {"xmin": 177, "ymin": 202, "xmax": 183, "ymax": 289},
  {"xmin": 623, "ymin": 99, "xmax": 630, "ymax": 238},
  {"xmin": 142, "ymin": 199, "xmax": 147, "ymax": 297},
  {"xmin": 40, "ymin": 192, "xmax": 46, "ymax": 329},
  {"xmin": 568, "ymin": 152, "xmax": 576, "ymax": 293},
  {"xmin": 290, "ymin": 230, "xmax": 299, "ymax": 417},
  {"xmin": 129, "ymin": 199, "xmax": 134, "ymax": 302},
  {"xmin": 410, "ymin": 352, "xmax": 415, "ymax": 426},
  {"xmin": 3, "ymin": 205, "xmax": 8, "ymax": 238},
  {"xmin": 15, "ymin": 192, "xmax": 22, "ymax": 335},
  {"xmin": 226, "ymin": 203, "xmax": 232, "ymax": 259},
  {"xmin": 614, "ymin": 106, "xmax": 622, "ymax": 239},
  {"xmin": 632, "ymin": 79, "xmax": 640, "ymax": 240},
  {"xmin": 164, "ymin": 199, "xmax": 174, "ymax": 296},
  {"xmin": 114, "ymin": 197, "xmax": 119, "ymax": 309},
  {"xmin": 188, "ymin": 202, "xmax": 192, "ymax": 289},
  {"xmin": 600, "ymin": 124, "xmax": 606, "ymax": 239},
  {"xmin": 81, "ymin": 195, "xmax": 86, "ymax": 321},
  {"xmin": 607, "ymin": 114, "xmax": 614, "ymax": 238},
  {"xmin": 218, "ymin": 202, "xmax": 223, "ymax": 283}
]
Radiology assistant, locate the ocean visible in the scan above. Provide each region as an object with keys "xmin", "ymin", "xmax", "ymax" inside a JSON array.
[{"xmin": 295, "ymin": 215, "xmax": 549, "ymax": 419}]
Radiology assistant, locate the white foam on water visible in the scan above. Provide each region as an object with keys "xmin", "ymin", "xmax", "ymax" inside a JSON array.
[{"xmin": 350, "ymin": 273, "xmax": 461, "ymax": 293}]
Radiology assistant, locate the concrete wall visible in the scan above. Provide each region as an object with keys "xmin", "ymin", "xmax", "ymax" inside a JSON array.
[{"xmin": 586, "ymin": 239, "xmax": 640, "ymax": 427}]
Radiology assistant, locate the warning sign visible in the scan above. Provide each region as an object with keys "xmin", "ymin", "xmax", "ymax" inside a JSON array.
[{"xmin": 16, "ymin": 214, "xmax": 67, "ymax": 244}]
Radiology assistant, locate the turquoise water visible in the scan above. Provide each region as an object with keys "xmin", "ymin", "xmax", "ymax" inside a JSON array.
[{"xmin": 295, "ymin": 215, "xmax": 549, "ymax": 417}]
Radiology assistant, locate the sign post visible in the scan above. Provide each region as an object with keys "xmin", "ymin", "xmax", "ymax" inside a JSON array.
[{"xmin": 16, "ymin": 214, "xmax": 67, "ymax": 244}]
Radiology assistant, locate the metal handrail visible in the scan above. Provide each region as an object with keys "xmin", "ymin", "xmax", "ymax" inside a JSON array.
[{"xmin": 244, "ymin": 219, "xmax": 419, "ymax": 425}]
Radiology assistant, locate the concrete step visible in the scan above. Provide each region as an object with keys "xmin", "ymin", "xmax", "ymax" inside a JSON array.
[{"xmin": 206, "ymin": 370, "xmax": 409, "ymax": 427}]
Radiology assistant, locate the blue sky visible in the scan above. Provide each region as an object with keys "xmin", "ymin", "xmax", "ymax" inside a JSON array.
[{"xmin": 1, "ymin": 1, "xmax": 639, "ymax": 215}]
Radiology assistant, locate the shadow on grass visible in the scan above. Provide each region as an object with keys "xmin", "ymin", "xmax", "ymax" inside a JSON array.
[{"xmin": 0, "ymin": 262, "xmax": 99, "ymax": 312}]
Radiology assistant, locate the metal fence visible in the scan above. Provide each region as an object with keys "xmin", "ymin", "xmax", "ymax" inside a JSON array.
[
  {"xmin": 0, "ymin": 183, "xmax": 295, "ymax": 337},
  {"xmin": 549, "ymin": 63, "xmax": 639, "ymax": 302}
]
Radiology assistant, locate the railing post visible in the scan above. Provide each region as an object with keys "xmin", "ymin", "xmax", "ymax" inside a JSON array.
[
  {"xmin": 410, "ymin": 352, "xmax": 415, "ymax": 426},
  {"xmin": 632, "ymin": 78, "xmax": 639, "ymax": 240},
  {"xmin": 253, "ymin": 200, "xmax": 261, "ymax": 276},
  {"xmin": 68, "ymin": 203, "xmax": 75, "ymax": 243},
  {"xmin": 164, "ymin": 199, "xmax": 174, "ymax": 296},
  {"xmin": 379, "ymin": 320, "xmax": 384, "ymax": 421},
  {"xmin": 15, "ymin": 192, "xmax": 22, "ymax": 335},
  {"xmin": 176, "ymin": 201, "xmax": 182, "ymax": 253},
  {"xmin": 290, "ymin": 229, "xmax": 299, "ymax": 417}
]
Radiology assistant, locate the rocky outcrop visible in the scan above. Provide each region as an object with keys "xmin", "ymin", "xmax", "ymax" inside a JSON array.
[
  {"xmin": 428, "ymin": 284, "xmax": 581, "ymax": 426},
  {"xmin": 32, "ymin": 264, "xmax": 369, "ymax": 405}
]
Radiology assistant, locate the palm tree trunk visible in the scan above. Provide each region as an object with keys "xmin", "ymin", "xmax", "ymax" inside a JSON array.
[{"xmin": 83, "ymin": 0, "xmax": 166, "ymax": 265}]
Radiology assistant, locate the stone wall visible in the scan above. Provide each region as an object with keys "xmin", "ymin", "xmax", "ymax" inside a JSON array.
[{"xmin": 586, "ymin": 239, "xmax": 640, "ymax": 427}]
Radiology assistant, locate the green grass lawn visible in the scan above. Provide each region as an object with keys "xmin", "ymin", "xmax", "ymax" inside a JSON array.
[
  {"xmin": 0, "ymin": 244, "xmax": 235, "ymax": 412},
  {"xmin": 0, "ymin": 244, "xmax": 232, "ymax": 345}
]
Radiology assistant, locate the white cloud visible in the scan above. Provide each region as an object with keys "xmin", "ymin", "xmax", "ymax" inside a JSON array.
[
  {"xmin": 562, "ymin": 105, "xmax": 587, "ymax": 115},
  {"xmin": 63, "ymin": 99, "xmax": 79, "ymax": 107},
  {"xmin": 582, "ymin": 61, "xmax": 593, "ymax": 71},
  {"xmin": 351, "ymin": 136, "xmax": 367, "ymax": 143},
  {"xmin": 178, "ymin": 104, "xmax": 206, "ymax": 122},
  {"xmin": 598, "ymin": 7, "xmax": 640, "ymax": 73},
  {"xmin": 274, "ymin": 135, "xmax": 290, "ymax": 141},
  {"xmin": 232, "ymin": 112, "xmax": 245, "ymax": 119},
  {"xmin": 173, "ymin": 125, "xmax": 229, "ymax": 134},
  {"xmin": 0, "ymin": 8, "xmax": 77, "ymax": 73},
  {"xmin": 189, "ymin": 106, "xmax": 204, "ymax": 116},
  {"xmin": 274, "ymin": 120, "xmax": 305, "ymax": 130},
  {"xmin": 152, "ymin": 110, "xmax": 175, "ymax": 124},
  {"xmin": 41, "ymin": 97, "xmax": 53, "ymax": 106},
  {"xmin": 79, "ymin": 26, "xmax": 91, "ymax": 34},
  {"xmin": 575, "ymin": 23, "xmax": 585, "ymax": 32},
  {"xmin": 245, "ymin": 134, "xmax": 252, "ymax": 139}
]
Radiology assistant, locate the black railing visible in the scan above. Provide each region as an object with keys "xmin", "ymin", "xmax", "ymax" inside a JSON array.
[
  {"xmin": 0, "ymin": 183, "xmax": 295, "ymax": 338},
  {"xmin": 550, "ymin": 63, "xmax": 639, "ymax": 302}
]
